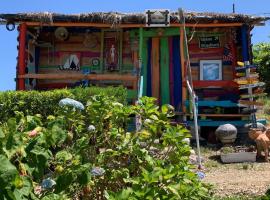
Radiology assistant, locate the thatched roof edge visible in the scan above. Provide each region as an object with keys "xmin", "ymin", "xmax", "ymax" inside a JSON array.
[{"xmin": 0, "ymin": 11, "xmax": 268, "ymax": 25}]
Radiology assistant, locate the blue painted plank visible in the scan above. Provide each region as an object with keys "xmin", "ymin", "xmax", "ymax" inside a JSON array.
[
  {"xmin": 187, "ymin": 119, "xmax": 267, "ymax": 127},
  {"xmin": 241, "ymin": 25, "xmax": 249, "ymax": 62},
  {"xmin": 173, "ymin": 36, "xmax": 182, "ymax": 110},
  {"xmin": 235, "ymin": 65, "xmax": 257, "ymax": 71},
  {"xmin": 185, "ymin": 100, "xmax": 238, "ymax": 108}
]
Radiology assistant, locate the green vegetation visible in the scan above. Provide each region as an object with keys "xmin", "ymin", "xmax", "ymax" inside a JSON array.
[
  {"xmin": 253, "ymin": 42, "xmax": 270, "ymax": 93},
  {"xmin": 0, "ymin": 95, "xmax": 211, "ymax": 199},
  {"xmin": 0, "ymin": 86, "xmax": 127, "ymax": 123}
]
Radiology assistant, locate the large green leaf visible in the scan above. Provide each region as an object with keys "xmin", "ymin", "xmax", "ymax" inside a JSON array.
[
  {"xmin": 0, "ymin": 155, "xmax": 19, "ymax": 189},
  {"xmin": 55, "ymin": 150, "xmax": 73, "ymax": 163},
  {"xmin": 55, "ymin": 171, "xmax": 75, "ymax": 193}
]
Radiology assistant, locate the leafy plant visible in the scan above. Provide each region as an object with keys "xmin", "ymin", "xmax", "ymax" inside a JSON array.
[
  {"xmin": 0, "ymin": 95, "xmax": 211, "ymax": 199},
  {"xmin": 0, "ymin": 86, "xmax": 127, "ymax": 124},
  {"xmin": 253, "ymin": 42, "xmax": 270, "ymax": 93}
]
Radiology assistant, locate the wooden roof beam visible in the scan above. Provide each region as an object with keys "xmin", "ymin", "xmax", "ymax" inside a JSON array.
[{"xmin": 24, "ymin": 21, "xmax": 244, "ymax": 28}]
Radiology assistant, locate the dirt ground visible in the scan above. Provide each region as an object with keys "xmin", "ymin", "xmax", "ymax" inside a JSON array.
[{"xmin": 199, "ymin": 147, "xmax": 270, "ymax": 198}]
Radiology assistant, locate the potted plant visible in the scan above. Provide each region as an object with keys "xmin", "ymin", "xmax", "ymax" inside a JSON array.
[{"xmin": 220, "ymin": 146, "xmax": 257, "ymax": 163}]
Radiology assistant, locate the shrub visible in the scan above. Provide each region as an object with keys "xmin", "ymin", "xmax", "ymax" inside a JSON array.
[
  {"xmin": 0, "ymin": 86, "xmax": 127, "ymax": 123},
  {"xmin": 253, "ymin": 42, "xmax": 270, "ymax": 93},
  {"xmin": 0, "ymin": 96, "xmax": 211, "ymax": 199}
]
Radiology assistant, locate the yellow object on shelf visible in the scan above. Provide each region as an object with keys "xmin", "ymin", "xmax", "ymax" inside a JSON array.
[{"xmin": 237, "ymin": 61, "xmax": 244, "ymax": 67}]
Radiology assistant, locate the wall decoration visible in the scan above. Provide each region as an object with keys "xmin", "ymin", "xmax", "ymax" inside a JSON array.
[
  {"xmin": 54, "ymin": 27, "xmax": 69, "ymax": 41},
  {"xmin": 59, "ymin": 53, "xmax": 81, "ymax": 70},
  {"xmin": 200, "ymin": 60, "xmax": 222, "ymax": 81},
  {"xmin": 83, "ymin": 31, "xmax": 99, "ymax": 49},
  {"xmin": 104, "ymin": 32, "xmax": 119, "ymax": 71},
  {"xmin": 199, "ymin": 36, "xmax": 220, "ymax": 48},
  {"xmin": 145, "ymin": 9, "xmax": 170, "ymax": 27},
  {"xmin": 91, "ymin": 58, "xmax": 100, "ymax": 66}
]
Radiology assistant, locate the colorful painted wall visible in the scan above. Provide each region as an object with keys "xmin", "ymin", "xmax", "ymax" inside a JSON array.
[
  {"xmin": 25, "ymin": 28, "xmax": 136, "ymax": 90},
  {"xmin": 22, "ymin": 26, "xmax": 247, "ymax": 113},
  {"xmin": 186, "ymin": 27, "xmax": 242, "ymax": 103}
]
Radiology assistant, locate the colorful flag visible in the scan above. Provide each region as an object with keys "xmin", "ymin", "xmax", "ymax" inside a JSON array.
[{"xmin": 223, "ymin": 44, "xmax": 233, "ymax": 62}]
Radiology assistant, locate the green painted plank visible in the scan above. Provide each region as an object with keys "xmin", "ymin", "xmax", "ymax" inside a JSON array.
[
  {"xmin": 127, "ymin": 89, "xmax": 137, "ymax": 99},
  {"xmin": 160, "ymin": 37, "xmax": 170, "ymax": 105},
  {"xmin": 139, "ymin": 28, "xmax": 143, "ymax": 60},
  {"xmin": 130, "ymin": 27, "xmax": 185, "ymax": 38},
  {"xmin": 139, "ymin": 28, "xmax": 148, "ymax": 96},
  {"xmin": 142, "ymin": 38, "xmax": 148, "ymax": 96}
]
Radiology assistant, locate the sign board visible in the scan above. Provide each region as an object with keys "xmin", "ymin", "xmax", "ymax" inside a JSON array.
[
  {"xmin": 238, "ymin": 100, "xmax": 264, "ymax": 107},
  {"xmin": 239, "ymin": 82, "xmax": 265, "ymax": 90},
  {"xmin": 145, "ymin": 9, "xmax": 170, "ymax": 27},
  {"xmin": 199, "ymin": 36, "xmax": 220, "ymax": 48},
  {"xmin": 235, "ymin": 65, "xmax": 257, "ymax": 71}
]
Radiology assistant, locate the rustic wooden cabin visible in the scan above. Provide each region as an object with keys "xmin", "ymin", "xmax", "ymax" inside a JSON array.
[{"xmin": 0, "ymin": 10, "xmax": 268, "ymax": 129}]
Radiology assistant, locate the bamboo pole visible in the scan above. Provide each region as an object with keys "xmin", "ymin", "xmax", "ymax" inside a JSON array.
[{"xmin": 179, "ymin": 8, "xmax": 202, "ymax": 169}]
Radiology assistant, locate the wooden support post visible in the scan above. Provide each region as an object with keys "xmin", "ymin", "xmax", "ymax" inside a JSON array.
[
  {"xmin": 139, "ymin": 28, "xmax": 143, "ymax": 62},
  {"xmin": 100, "ymin": 30, "xmax": 104, "ymax": 73},
  {"xmin": 231, "ymin": 29, "xmax": 237, "ymax": 78},
  {"xmin": 169, "ymin": 37, "xmax": 174, "ymax": 106},
  {"xmin": 151, "ymin": 38, "xmax": 160, "ymax": 101},
  {"xmin": 119, "ymin": 29, "xmax": 123, "ymax": 72},
  {"xmin": 180, "ymin": 27, "xmax": 186, "ymax": 112},
  {"xmin": 18, "ymin": 23, "xmax": 27, "ymax": 90},
  {"xmin": 139, "ymin": 28, "xmax": 147, "ymax": 96}
]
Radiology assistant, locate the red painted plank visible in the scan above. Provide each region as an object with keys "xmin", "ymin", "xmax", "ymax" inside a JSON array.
[
  {"xmin": 189, "ymin": 52, "xmax": 223, "ymax": 58},
  {"xmin": 189, "ymin": 44, "xmax": 224, "ymax": 53},
  {"xmin": 36, "ymin": 83, "xmax": 71, "ymax": 89},
  {"xmin": 190, "ymin": 80, "xmax": 238, "ymax": 88}
]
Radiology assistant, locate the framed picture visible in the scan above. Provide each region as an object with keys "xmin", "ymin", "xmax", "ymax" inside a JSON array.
[
  {"xmin": 145, "ymin": 9, "xmax": 170, "ymax": 27},
  {"xmin": 200, "ymin": 60, "xmax": 222, "ymax": 81}
]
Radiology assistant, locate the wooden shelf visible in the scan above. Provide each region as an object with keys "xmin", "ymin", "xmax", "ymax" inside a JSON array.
[
  {"xmin": 19, "ymin": 73, "xmax": 137, "ymax": 81},
  {"xmin": 186, "ymin": 119, "xmax": 267, "ymax": 127}
]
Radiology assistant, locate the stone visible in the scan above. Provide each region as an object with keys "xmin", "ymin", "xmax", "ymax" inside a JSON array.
[{"xmin": 215, "ymin": 124, "xmax": 237, "ymax": 144}]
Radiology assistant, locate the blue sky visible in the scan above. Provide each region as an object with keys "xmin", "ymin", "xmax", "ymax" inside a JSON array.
[{"xmin": 0, "ymin": 0, "xmax": 269, "ymax": 91}]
